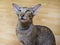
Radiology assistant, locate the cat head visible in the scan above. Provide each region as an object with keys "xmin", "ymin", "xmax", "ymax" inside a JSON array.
[{"xmin": 12, "ymin": 3, "xmax": 41, "ymax": 22}]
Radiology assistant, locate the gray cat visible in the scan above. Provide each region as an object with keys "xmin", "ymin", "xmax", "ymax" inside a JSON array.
[{"xmin": 12, "ymin": 3, "xmax": 56, "ymax": 45}]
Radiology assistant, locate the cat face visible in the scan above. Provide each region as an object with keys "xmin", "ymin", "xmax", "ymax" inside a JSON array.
[
  {"xmin": 15, "ymin": 7, "xmax": 33, "ymax": 22},
  {"xmin": 12, "ymin": 3, "xmax": 41, "ymax": 22}
]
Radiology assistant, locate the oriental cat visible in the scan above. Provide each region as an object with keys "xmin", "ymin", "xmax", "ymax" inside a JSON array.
[{"xmin": 12, "ymin": 3, "xmax": 56, "ymax": 45}]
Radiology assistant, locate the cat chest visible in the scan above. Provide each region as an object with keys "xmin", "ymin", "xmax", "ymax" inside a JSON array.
[{"xmin": 16, "ymin": 28, "xmax": 37, "ymax": 40}]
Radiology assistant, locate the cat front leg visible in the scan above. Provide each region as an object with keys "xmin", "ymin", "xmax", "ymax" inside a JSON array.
[{"xmin": 20, "ymin": 39, "xmax": 31, "ymax": 45}]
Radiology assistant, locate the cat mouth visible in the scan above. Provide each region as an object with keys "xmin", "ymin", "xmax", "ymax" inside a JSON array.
[
  {"xmin": 19, "ymin": 17, "xmax": 28, "ymax": 22},
  {"xmin": 19, "ymin": 17, "xmax": 26, "ymax": 20},
  {"xmin": 21, "ymin": 18, "xmax": 25, "ymax": 20},
  {"xmin": 20, "ymin": 19, "xmax": 27, "ymax": 22},
  {"xmin": 20, "ymin": 18, "xmax": 27, "ymax": 21}
]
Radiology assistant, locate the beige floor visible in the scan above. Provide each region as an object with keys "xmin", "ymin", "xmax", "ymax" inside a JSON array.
[{"xmin": 0, "ymin": 0, "xmax": 60, "ymax": 45}]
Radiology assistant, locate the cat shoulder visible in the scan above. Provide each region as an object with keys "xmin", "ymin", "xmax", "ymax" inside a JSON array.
[{"xmin": 35, "ymin": 25, "xmax": 53, "ymax": 33}]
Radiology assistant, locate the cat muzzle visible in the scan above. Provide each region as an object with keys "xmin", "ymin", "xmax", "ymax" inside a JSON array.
[{"xmin": 19, "ymin": 16, "xmax": 27, "ymax": 20}]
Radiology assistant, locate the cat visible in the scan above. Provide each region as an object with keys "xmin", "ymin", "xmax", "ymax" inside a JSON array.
[{"xmin": 12, "ymin": 3, "xmax": 56, "ymax": 45}]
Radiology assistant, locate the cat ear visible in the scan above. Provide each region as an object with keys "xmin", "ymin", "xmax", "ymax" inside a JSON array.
[
  {"xmin": 12, "ymin": 3, "xmax": 20, "ymax": 13},
  {"xmin": 32, "ymin": 4, "xmax": 41, "ymax": 15}
]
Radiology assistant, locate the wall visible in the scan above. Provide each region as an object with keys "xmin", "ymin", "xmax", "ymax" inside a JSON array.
[{"xmin": 0, "ymin": 0, "xmax": 60, "ymax": 45}]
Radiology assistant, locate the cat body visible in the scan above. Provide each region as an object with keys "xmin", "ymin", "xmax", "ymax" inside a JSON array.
[{"xmin": 12, "ymin": 3, "xmax": 56, "ymax": 45}]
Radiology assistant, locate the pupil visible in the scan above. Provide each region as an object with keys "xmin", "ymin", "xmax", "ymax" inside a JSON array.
[
  {"xmin": 26, "ymin": 10, "xmax": 30, "ymax": 12},
  {"xmin": 27, "ymin": 10, "xmax": 30, "ymax": 11},
  {"xmin": 19, "ymin": 10, "xmax": 21, "ymax": 11}
]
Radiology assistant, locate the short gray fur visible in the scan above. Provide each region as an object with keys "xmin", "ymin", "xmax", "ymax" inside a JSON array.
[{"xmin": 12, "ymin": 3, "xmax": 56, "ymax": 45}]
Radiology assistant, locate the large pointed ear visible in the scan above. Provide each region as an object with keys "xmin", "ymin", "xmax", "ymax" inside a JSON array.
[
  {"xmin": 12, "ymin": 3, "xmax": 20, "ymax": 13},
  {"xmin": 32, "ymin": 4, "xmax": 41, "ymax": 15}
]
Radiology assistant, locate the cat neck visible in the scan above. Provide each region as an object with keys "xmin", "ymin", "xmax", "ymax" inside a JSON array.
[{"xmin": 17, "ymin": 21, "xmax": 33, "ymax": 30}]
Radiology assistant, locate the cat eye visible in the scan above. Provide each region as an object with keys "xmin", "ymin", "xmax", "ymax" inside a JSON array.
[
  {"xmin": 25, "ymin": 10, "xmax": 30, "ymax": 12},
  {"xmin": 27, "ymin": 10, "xmax": 30, "ymax": 11},
  {"xmin": 19, "ymin": 10, "xmax": 21, "ymax": 12}
]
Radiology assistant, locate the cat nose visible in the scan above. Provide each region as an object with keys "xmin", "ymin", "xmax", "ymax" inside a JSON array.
[
  {"xmin": 21, "ymin": 15, "xmax": 27, "ymax": 20},
  {"xmin": 21, "ymin": 15, "xmax": 25, "ymax": 19},
  {"xmin": 21, "ymin": 15, "xmax": 24, "ymax": 18},
  {"xmin": 21, "ymin": 17, "xmax": 23, "ymax": 19}
]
